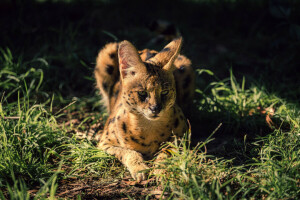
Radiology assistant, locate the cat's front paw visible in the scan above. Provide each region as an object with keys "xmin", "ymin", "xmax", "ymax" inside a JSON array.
[{"xmin": 128, "ymin": 163, "xmax": 149, "ymax": 182}]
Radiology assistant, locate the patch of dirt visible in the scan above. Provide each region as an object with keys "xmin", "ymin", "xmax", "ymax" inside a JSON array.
[{"xmin": 52, "ymin": 176, "xmax": 163, "ymax": 199}]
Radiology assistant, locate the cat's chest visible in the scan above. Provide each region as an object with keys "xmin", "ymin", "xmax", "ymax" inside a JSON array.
[{"xmin": 116, "ymin": 114, "xmax": 173, "ymax": 157}]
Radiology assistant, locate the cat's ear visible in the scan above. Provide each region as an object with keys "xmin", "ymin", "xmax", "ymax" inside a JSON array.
[
  {"xmin": 149, "ymin": 37, "xmax": 182, "ymax": 72},
  {"xmin": 118, "ymin": 40, "xmax": 146, "ymax": 79}
]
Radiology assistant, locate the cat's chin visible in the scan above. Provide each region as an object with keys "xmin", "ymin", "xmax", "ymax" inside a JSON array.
[{"xmin": 144, "ymin": 114, "xmax": 161, "ymax": 121}]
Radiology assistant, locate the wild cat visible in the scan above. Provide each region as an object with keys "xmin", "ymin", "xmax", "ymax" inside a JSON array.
[{"xmin": 94, "ymin": 37, "xmax": 194, "ymax": 181}]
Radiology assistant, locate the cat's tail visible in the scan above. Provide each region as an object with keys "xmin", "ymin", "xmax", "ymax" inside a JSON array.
[{"xmin": 94, "ymin": 42, "xmax": 120, "ymax": 113}]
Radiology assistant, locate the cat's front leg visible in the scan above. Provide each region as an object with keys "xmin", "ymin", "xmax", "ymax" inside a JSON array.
[{"xmin": 100, "ymin": 145, "xmax": 149, "ymax": 181}]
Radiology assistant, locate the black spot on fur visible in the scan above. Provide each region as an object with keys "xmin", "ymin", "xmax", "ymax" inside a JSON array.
[
  {"xmin": 117, "ymin": 115, "xmax": 121, "ymax": 120},
  {"xmin": 144, "ymin": 62, "xmax": 160, "ymax": 74},
  {"xmin": 108, "ymin": 117, "xmax": 115, "ymax": 125},
  {"xmin": 160, "ymin": 47, "xmax": 170, "ymax": 53},
  {"xmin": 103, "ymin": 145, "xmax": 110, "ymax": 151},
  {"xmin": 141, "ymin": 142, "xmax": 149, "ymax": 147},
  {"xmin": 102, "ymin": 82, "xmax": 108, "ymax": 91},
  {"xmin": 111, "ymin": 117, "xmax": 115, "ymax": 123},
  {"xmin": 140, "ymin": 135, "xmax": 145, "ymax": 140},
  {"xmin": 174, "ymin": 118, "xmax": 179, "ymax": 128},
  {"xmin": 114, "ymin": 90, "xmax": 119, "ymax": 98},
  {"xmin": 126, "ymin": 101, "xmax": 131, "ymax": 106},
  {"xmin": 179, "ymin": 65, "xmax": 185, "ymax": 73},
  {"xmin": 122, "ymin": 122, "xmax": 127, "ymax": 133},
  {"xmin": 106, "ymin": 65, "xmax": 114, "ymax": 75},
  {"xmin": 131, "ymin": 71, "xmax": 135, "ymax": 76},
  {"xmin": 160, "ymin": 133, "xmax": 165, "ymax": 137},
  {"xmin": 173, "ymin": 107, "xmax": 177, "ymax": 114},
  {"xmin": 109, "ymin": 53, "xmax": 116, "ymax": 59},
  {"xmin": 183, "ymin": 76, "xmax": 191, "ymax": 88},
  {"xmin": 130, "ymin": 136, "xmax": 140, "ymax": 144}
]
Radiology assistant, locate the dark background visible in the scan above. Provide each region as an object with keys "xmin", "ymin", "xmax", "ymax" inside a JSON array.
[{"xmin": 1, "ymin": 0, "xmax": 299, "ymax": 101}]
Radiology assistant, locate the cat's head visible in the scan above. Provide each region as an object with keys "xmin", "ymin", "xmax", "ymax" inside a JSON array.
[{"xmin": 118, "ymin": 37, "xmax": 182, "ymax": 120}]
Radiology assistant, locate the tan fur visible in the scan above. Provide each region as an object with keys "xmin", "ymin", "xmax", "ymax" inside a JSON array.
[{"xmin": 94, "ymin": 38, "xmax": 194, "ymax": 181}]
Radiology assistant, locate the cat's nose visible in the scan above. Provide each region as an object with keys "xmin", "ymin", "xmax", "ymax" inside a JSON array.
[{"xmin": 149, "ymin": 104, "xmax": 162, "ymax": 114}]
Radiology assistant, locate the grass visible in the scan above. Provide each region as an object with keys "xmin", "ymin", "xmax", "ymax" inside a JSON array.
[{"xmin": 0, "ymin": 0, "xmax": 299, "ymax": 199}]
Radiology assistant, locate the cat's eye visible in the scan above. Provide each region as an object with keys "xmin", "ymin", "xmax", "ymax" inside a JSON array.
[
  {"xmin": 138, "ymin": 91, "xmax": 147, "ymax": 96},
  {"xmin": 161, "ymin": 90, "xmax": 169, "ymax": 95}
]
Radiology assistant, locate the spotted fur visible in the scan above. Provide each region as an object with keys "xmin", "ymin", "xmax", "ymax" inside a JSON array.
[{"xmin": 94, "ymin": 37, "xmax": 194, "ymax": 181}]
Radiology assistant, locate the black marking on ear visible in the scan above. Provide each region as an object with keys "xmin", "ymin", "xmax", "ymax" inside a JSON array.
[
  {"xmin": 183, "ymin": 76, "xmax": 191, "ymax": 88},
  {"xmin": 122, "ymin": 122, "xmax": 127, "ymax": 133},
  {"xmin": 145, "ymin": 51, "xmax": 157, "ymax": 61},
  {"xmin": 106, "ymin": 65, "xmax": 114, "ymax": 75},
  {"xmin": 179, "ymin": 65, "xmax": 185, "ymax": 73},
  {"xmin": 160, "ymin": 47, "xmax": 170, "ymax": 53},
  {"xmin": 174, "ymin": 118, "xmax": 179, "ymax": 128},
  {"xmin": 102, "ymin": 82, "xmax": 108, "ymax": 91}
]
